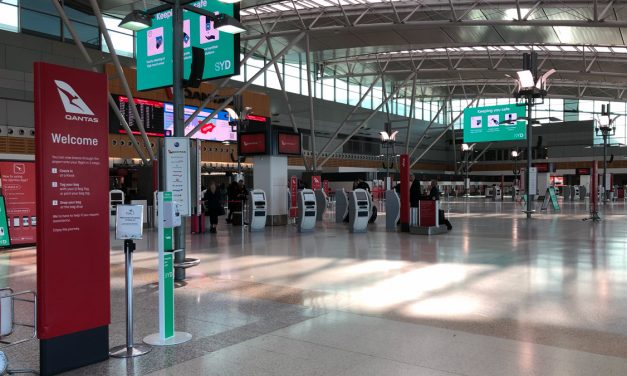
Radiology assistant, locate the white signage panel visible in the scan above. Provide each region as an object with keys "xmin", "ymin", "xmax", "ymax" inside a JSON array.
[
  {"xmin": 164, "ymin": 137, "xmax": 191, "ymax": 216},
  {"xmin": 115, "ymin": 205, "xmax": 144, "ymax": 240}
]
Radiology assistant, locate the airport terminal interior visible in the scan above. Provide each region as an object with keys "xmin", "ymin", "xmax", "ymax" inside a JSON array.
[{"xmin": 3, "ymin": 0, "xmax": 627, "ymax": 375}]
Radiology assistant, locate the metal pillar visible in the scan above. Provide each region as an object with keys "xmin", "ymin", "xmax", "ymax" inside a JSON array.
[
  {"xmin": 525, "ymin": 98, "xmax": 533, "ymax": 218},
  {"xmin": 171, "ymin": 0, "xmax": 187, "ymax": 281},
  {"xmin": 603, "ymin": 132, "xmax": 608, "ymax": 203},
  {"xmin": 305, "ymin": 33, "xmax": 318, "ymax": 170}
]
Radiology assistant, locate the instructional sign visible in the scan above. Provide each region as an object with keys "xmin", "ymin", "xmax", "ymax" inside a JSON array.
[
  {"xmin": 541, "ymin": 187, "xmax": 560, "ymax": 211},
  {"xmin": 34, "ymin": 63, "xmax": 110, "ymax": 345},
  {"xmin": 463, "ymin": 104, "xmax": 526, "ymax": 142},
  {"xmin": 529, "ymin": 167, "xmax": 538, "ymax": 196},
  {"xmin": 115, "ymin": 204, "xmax": 144, "ymax": 240},
  {"xmin": 0, "ymin": 161, "xmax": 36, "ymax": 245},
  {"xmin": 0, "ymin": 197, "xmax": 11, "ymax": 247},
  {"xmin": 136, "ymin": 0, "xmax": 240, "ymax": 91},
  {"xmin": 164, "ymin": 138, "xmax": 191, "ymax": 216}
]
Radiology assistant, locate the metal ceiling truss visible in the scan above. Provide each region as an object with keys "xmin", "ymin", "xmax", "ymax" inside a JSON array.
[{"xmin": 240, "ymin": 0, "xmax": 627, "ymax": 40}]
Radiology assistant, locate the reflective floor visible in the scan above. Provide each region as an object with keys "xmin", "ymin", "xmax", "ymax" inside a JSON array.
[{"xmin": 4, "ymin": 198, "xmax": 627, "ymax": 375}]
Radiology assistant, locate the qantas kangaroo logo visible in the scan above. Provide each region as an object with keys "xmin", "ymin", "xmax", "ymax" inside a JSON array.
[
  {"xmin": 54, "ymin": 80, "xmax": 94, "ymax": 116},
  {"xmin": 54, "ymin": 80, "xmax": 99, "ymax": 123}
]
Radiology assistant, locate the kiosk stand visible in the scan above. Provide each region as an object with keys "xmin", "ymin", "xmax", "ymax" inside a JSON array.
[
  {"xmin": 297, "ymin": 189, "xmax": 316, "ymax": 232},
  {"xmin": 248, "ymin": 189, "xmax": 267, "ymax": 232},
  {"xmin": 144, "ymin": 192, "xmax": 192, "ymax": 346},
  {"xmin": 110, "ymin": 205, "xmax": 151, "ymax": 358},
  {"xmin": 314, "ymin": 189, "xmax": 327, "ymax": 221},
  {"xmin": 348, "ymin": 189, "xmax": 370, "ymax": 233},
  {"xmin": 385, "ymin": 190, "xmax": 400, "ymax": 230},
  {"xmin": 335, "ymin": 189, "xmax": 349, "ymax": 223}
]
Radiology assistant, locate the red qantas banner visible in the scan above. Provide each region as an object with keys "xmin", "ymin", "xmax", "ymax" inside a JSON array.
[
  {"xmin": 311, "ymin": 176, "xmax": 321, "ymax": 190},
  {"xmin": 277, "ymin": 133, "xmax": 301, "ymax": 155},
  {"xmin": 323, "ymin": 180, "xmax": 329, "ymax": 195},
  {"xmin": 0, "ymin": 161, "xmax": 36, "ymax": 245},
  {"xmin": 34, "ymin": 63, "xmax": 110, "ymax": 339},
  {"xmin": 290, "ymin": 176, "xmax": 297, "ymax": 218},
  {"xmin": 239, "ymin": 132, "xmax": 266, "ymax": 155}
]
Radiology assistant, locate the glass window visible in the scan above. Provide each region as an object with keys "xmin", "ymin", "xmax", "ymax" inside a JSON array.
[
  {"xmin": 0, "ymin": 1, "xmax": 18, "ymax": 32},
  {"xmin": 335, "ymin": 79, "xmax": 348, "ymax": 104},
  {"xmin": 266, "ymin": 65, "xmax": 282, "ymax": 90}
]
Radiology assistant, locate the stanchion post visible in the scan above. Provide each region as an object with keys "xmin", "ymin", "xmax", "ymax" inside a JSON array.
[{"xmin": 110, "ymin": 239, "xmax": 152, "ymax": 358}]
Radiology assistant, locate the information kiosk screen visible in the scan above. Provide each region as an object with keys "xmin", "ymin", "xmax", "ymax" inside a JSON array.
[
  {"xmin": 355, "ymin": 191, "xmax": 368, "ymax": 201},
  {"xmin": 253, "ymin": 193, "xmax": 264, "ymax": 201}
]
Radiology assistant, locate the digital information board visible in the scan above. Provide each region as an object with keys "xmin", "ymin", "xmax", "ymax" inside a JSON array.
[
  {"xmin": 463, "ymin": 104, "xmax": 527, "ymax": 142},
  {"xmin": 136, "ymin": 0, "xmax": 239, "ymax": 91},
  {"xmin": 164, "ymin": 103, "xmax": 235, "ymax": 142},
  {"xmin": 109, "ymin": 95, "xmax": 165, "ymax": 136}
]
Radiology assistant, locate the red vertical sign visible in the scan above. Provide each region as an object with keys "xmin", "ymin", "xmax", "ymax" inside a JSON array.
[
  {"xmin": 290, "ymin": 176, "xmax": 298, "ymax": 217},
  {"xmin": 323, "ymin": 180, "xmax": 329, "ymax": 195},
  {"xmin": 400, "ymin": 154, "xmax": 410, "ymax": 231},
  {"xmin": 35, "ymin": 63, "xmax": 110, "ymax": 347},
  {"xmin": 0, "ymin": 161, "xmax": 37, "ymax": 245},
  {"xmin": 312, "ymin": 175, "xmax": 321, "ymax": 190}
]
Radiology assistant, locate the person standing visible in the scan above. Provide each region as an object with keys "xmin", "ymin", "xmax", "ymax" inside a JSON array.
[
  {"xmin": 428, "ymin": 180, "xmax": 452, "ymax": 230},
  {"xmin": 203, "ymin": 182, "xmax": 223, "ymax": 233}
]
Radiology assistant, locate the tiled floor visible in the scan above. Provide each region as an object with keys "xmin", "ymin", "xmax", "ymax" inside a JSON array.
[{"xmin": 3, "ymin": 198, "xmax": 627, "ymax": 375}]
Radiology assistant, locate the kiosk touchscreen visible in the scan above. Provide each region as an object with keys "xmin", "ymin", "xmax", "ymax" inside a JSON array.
[
  {"xmin": 248, "ymin": 189, "xmax": 267, "ymax": 232},
  {"xmin": 492, "ymin": 186, "xmax": 502, "ymax": 201},
  {"xmin": 314, "ymin": 190, "xmax": 327, "ymax": 221},
  {"xmin": 297, "ymin": 189, "xmax": 317, "ymax": 232},
  {"xmin": 335, "ymin": 189, "xmax": 349, "ymax": 223},
  {"xmin": 348, "ymin": 189, "xmax": 370, "ymax": 233}
]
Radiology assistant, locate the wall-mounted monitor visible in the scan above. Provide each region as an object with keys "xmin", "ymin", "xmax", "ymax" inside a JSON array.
[
  {"xmin": 238, "ymin": 132, "xmax": 267, "ymax": 155},
  {"xmin": 109, "ymin": 95, "xmax": 165, "ymax": 137},
  {"xmin": 164, "ymin": 103, "xmax": 236, "ymax": 142},
  {"xmin": 277, "ymin": 132, "xmax": 301, "ymax": 155}
]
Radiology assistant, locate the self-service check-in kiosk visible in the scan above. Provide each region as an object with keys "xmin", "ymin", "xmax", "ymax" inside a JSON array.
[
  {"xmin": 248, "ymin": 189, "xmax": 267, "ymax": 232},
  {"xmin": 348, "ymin": 189, "xmax": 370, "ymax": 233},
  {"xmin": 511, "ymin": 187, "xmax": 520, "ymax": 201},
  {"xmin": 385, "ymin": 190, "xmax": 400, "ymax": 230},
  {"xmin": 314, "ymin": 189, "xmax": 327, "ymax": 221},
  {"xmin": 109, "ymin": 189, "xmax": 125, "ymax": 227},
  {"xmin": 563, "ymin": 186, "xmax": 571, "ymax": 200},
  {"xmin": 572, "ymin": 186, "xmax": 580, "ymax": 201},
  {"xmin": 297, "ymin": 189, "xmax": 317, "ymax": 232},
  {"xmin": 492, "ymin": 186, "xmax": 502, "ymax": 201},
  {"xmin": 335, "ymin": 189, "xmax": 349, "ymax": 223},
  {"xmin": 579, "ymin": 185, "xmax": 587, "ymax": 200}
]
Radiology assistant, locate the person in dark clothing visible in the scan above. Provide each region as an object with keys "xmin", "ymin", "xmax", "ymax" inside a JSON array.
[
  {"xmin": 409, "ymin": 174, "xmax": 422, "ymax": 207},
  {"xmin": 203, "ymin": 182, "xmax": 223, "ymax": 233},
  {"xmin": 428, "ymin": 180, "xmax": 452, "ymax": 230},
  {"xmin": 356, "ymin": 178, "xmax": 371, "ymax": 192}
]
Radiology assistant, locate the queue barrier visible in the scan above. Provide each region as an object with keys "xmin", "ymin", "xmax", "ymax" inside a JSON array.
[{"xmin": 0, "ymin": 288, "xmax": 38, "ymax": 375}]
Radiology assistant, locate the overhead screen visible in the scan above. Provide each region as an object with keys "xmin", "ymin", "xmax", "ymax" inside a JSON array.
[
  {"xmin": 135, "ymin": 0, "xmax": 239, "ymax": 91},
  {"xmin": 164, "ymin": 103, "xmax": 236, "ymax": 142},
  {"xmin": 463, "ymin": 104, "xmax": 527, "ymax": 142},
  {"xmin": 109, "ymin": 95, "xmax": 165, "ymax": 137}
]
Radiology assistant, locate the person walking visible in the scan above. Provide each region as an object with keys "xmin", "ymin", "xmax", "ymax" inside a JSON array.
[{"xmin": 203, "ymin": 182, "xmax": 223, "ymax": 233}]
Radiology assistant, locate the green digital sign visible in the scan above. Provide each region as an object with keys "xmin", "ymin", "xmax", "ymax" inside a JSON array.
[
  {"xmin": 463, "ymin": 104, "xmax": 527, "ymax": 142},
  {"xmin": 136, "ymin": 0, "xmax": 239, "ymax": 91}
]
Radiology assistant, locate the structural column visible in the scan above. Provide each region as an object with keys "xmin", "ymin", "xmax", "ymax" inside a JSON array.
[{"xmin": 253, "ymin": 156, "xmax": 288, "ymax": 226}]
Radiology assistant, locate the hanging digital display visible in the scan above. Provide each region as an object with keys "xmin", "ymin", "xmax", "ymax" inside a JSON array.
[
  {"xmin": 163, "ymin": 103, "xmax": 236, "ymax": 142},
  {"xmin": 463, "ymin": 104, "xmax": 527, "ymax": 142},
  {"xmin": 135, "ymin": 0, "xmax": 240, "ymax": 91},
  {"xmin": 109, "ymin": 95, "xmax": 165, "ymax": 136}
]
